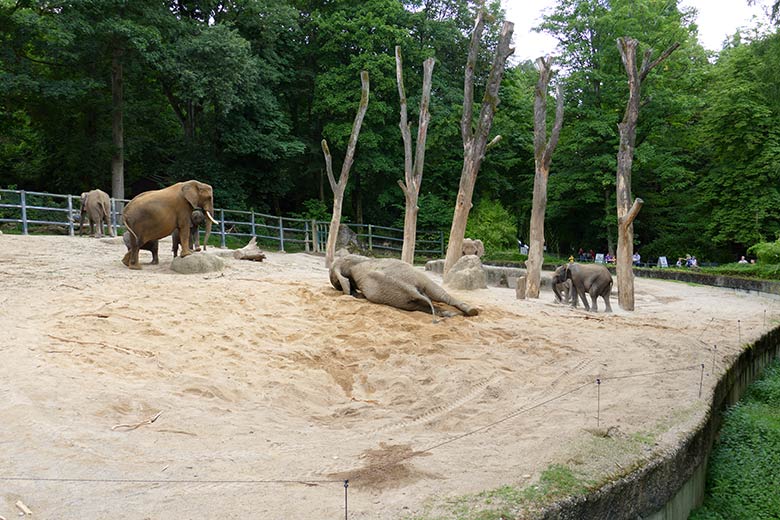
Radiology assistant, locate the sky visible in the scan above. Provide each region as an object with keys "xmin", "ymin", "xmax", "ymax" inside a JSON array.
[{"xmin": 503, "ymin": 0, "xmax": 769, "ymax": 61}]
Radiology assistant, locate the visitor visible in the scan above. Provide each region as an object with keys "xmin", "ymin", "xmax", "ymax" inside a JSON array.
[
  {"xmin": 604, "ymin": 252, "xmax": 612, "ymax": 264},
  {"xmin": 632, "ymin": 252, "xmax": 641, "ymax": 266},
  {"xmin": 738, "ymin": 256, "xmax": 748, "ymax": 264}
]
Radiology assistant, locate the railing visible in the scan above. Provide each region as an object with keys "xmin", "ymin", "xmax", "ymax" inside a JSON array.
[{"xmin": 0, "ymin": 188, "xmax": 445, "ymax": 257}]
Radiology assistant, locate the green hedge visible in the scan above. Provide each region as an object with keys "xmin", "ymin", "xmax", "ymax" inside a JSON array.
[{"xmin": 690, "ymin": 359, "xmax": 780, "ymax": 520}]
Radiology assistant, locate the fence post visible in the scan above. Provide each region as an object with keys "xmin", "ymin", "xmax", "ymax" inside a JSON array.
[
  {"xmin": 278, "ymin": 216, "xmax": 284, "ymax": 252},
  {"xmin": 368, "ymin": 224, "xmax": 373, "ymax": 252},
  {"xmin": 67, "ymin": 195, "xmax": 74, "ymax": 236},
  {"xmin": 312, "ymin": 219, "xmax": 319, "ymax": 253},
  {"xmin": 251, "ymin": 211, "xmax": 256, "ymax": 238},
  {"xmin": 304, "ymin": 221, "xmax": 310, "ymax": 253},
  {"xmin": 110, "ymin": 198, "xmax": 117, "ymax": 237},
  {"xmin": 440, "ymin": 231, "xmax": 444, "ymax": 257},
  {"xmin": 20, "ymin": 190, "xmax": 28, "ymax": 235},
  {"xmin": 220, "ymin": 209, "xmax": 226, "ymax": 248}
]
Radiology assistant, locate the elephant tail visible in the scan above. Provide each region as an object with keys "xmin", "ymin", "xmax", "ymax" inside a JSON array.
[{"xmin": 123, "ymin": 214, "xmax": 138, "ymax": 242}]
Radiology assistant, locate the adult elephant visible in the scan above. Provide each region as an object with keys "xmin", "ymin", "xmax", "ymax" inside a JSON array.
[
  {"xmin": 330, "ymin": 254, "xmax": 479, "ymax": 318},
  {"xmin": 122, "ymin": 180, "xmax": 218, "ymax": 270},
  {"xmin": 552, "ymin": 262, "xmax": 613, "ymax": 313},
  {"xmin": 79, "ymin": 189, "xmax": 114, "ymax": 238}
]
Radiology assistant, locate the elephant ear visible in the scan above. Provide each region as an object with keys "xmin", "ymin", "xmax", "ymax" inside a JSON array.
[{"xmin": 182, "ymin": 183, "xmax": 199, "ymax": 209}]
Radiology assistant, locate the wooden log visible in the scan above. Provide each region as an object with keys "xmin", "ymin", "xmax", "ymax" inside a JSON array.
[
  {"xmin": 516, "ymin": 276, "xmax": 527, "ymax": 300},
  {"xmin": 233, "ymin": 237, "xmax": 266, "ymax": 262}
]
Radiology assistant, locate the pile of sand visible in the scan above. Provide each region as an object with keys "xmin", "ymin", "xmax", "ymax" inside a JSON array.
[{"xmin": 0, "ymin": 235, "xmax": 775, "ymax": 519}]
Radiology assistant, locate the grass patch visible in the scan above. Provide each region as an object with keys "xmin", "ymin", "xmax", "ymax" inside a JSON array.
[
  {"xmin": 690, "ymin": 359, "xmax": 780, "ymax": 520},
  {"xmin": 408, "ymin": 464, "xmax": 593, "ymax": 520}
]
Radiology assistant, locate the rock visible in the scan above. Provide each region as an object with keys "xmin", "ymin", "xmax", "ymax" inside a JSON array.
[
  {"xmin": 335, "ymin": 224, "xmax": 365, "ymax": 253},
  {"xmin": 171, "ymin": 253, "xmax": 224, "ymax": 274},
  {"xmin": 443, "ymin": 255, "xmax": 487, "ymax": 290},
  {"xmin": 462, "ymin": 238, "xmax": 485, "ymax": 257}
]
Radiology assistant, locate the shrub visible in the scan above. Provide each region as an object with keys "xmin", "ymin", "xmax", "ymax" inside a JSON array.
[
  {"xmin": 690, "ymin": 360, "xmax": 780, "ymax": 520},
  {"xmin": 747, "ymin": 239, "xmax": 780, "ymax": 264},
  {"xmin": 465, "ymin": 199, "xmax": 517, "ymax": 254}
]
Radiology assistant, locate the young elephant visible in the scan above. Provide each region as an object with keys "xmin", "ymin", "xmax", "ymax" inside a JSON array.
[
  {"xmin": 552, "ymin": 262, "xmax": 613, "ymax": 312},
  {"xmin": 79, "ymin": 189, "xmax": 114, "ymax": 238},
  {"xmin": 172, "ymin": 209, "xmax": 206, "ymax": 258},
  {"xmin": 122, "ymin": 233, "xmax": 159, "ymax": 264},
  {"xmin": 329, "ymin": 254, "xmax": 479, "ymax": 317}
]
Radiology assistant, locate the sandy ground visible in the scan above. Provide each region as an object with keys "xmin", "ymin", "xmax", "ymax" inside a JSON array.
[{"xmin": 0, "ymin": 234, "xmax": 777, "ymax": 520}]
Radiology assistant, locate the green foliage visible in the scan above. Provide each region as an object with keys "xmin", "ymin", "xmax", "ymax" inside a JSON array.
[
  {"xmin": 296, "ymin": 199, "xmax": 331, "ymax": 221},
  {"xmin": 691, "ymin": 360, "xmax": 780, "ymax": 520},
  {"xmin": 748, "ymin": 239, "xmax": 780, "ymax": 264},
  {"xmin": 465, "ymin": 199, "xmax": 517, "ymax": 254},
  {"xmin": 699, "ymin": 262, "xmax": 780, "ymax": 280}
]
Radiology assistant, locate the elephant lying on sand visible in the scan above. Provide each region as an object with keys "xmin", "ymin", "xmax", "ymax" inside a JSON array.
[
  {"xmin": 552, "ymin": 262, "xmax": 613, "ymax": 312},
  {"xmin": 330, "ymin": 255, "xmax": 479, "ymax": 317}
]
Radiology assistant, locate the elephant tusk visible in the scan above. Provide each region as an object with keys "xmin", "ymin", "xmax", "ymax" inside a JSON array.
[{"xmin": 206, "ymin": 210, "xmax": 219, "ymax": 225}]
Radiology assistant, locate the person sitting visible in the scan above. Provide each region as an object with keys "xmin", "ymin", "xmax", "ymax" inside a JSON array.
[
  {"xmin": 604, "ymin": 252, "xmax": 612, "ymax": 264},
  {"xmin": 632, "ymin": 252, "xmax": 641, "ymax": 266},
  {"xmin": 738, "ymin": 255, "xmax": 748, "ymax": 264}
]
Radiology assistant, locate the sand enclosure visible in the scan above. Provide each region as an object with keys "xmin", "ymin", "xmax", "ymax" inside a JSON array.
[{"xmin": 0, "ymin": 235, "xmax": 777, "ymax": 519}]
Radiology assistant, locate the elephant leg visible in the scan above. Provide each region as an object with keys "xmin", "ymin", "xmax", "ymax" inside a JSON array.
[
  {"xmin": 577, "ymin": 285, "xmax": 590, "ymax": 311},
  {"xmin": 422, "ymin": 282, "xmax": 478, "ymax": 316},
  {"xmin": 603, "ymin": 293, "xmax": 613, "ymax": 313},
  {"xmin": 178, "ymin": 223, "xmax": 191, "ymax": 257},
  {"xmin": 590, "ymin": 292, "xmax": 598, "ymax": 312},
  {"xmin": 151, "ymin": 242, "xmax": 159, "ymax": 265},
  {"xmin": 191, "ymin": 228, "xmax": 200, "ymax": 251},
  {"xmin": 122, "ymin": 251, "xmax": 131, "ymax": 266}
]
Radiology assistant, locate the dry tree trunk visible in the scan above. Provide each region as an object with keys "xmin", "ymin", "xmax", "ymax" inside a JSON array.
[
  {"xmin": 323, "ymin": 70, "xmax": 370, "ymax": 268},
  {"xmin": 111, "ymin": 46, "xmax": 125, "ymax": 202},
  {"xmin": 525, "ymin": 56, "xmax": 564, "ymax": 299},
  {"xmin": 443, "ymin": 11, "xmax": 514, "ymax": 274},
  {"xmin": 615, "ymin": 37, "xmax": 678, "ymax": 310},
  {"xmin": 396, "ymin": 49, "xmax": 435, "ymax": 264}
]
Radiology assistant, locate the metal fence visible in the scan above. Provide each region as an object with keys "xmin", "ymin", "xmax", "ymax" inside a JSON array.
[{"xmin": 0, "ymin": 189, "xmax": 445, "ymax": 257}]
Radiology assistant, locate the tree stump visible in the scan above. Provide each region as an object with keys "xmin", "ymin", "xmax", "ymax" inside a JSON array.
[
  {"xmin": 233, "ymin": 237, "xmax": 266, "ymax": 262},
  {"xmin": 516, "ymin": 276, "xmax": 527, "ymax": 300}
]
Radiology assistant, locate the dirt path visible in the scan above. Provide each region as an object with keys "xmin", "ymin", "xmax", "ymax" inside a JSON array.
[{"xmin": 0, "ymin": 235, "xmax": 776, "ymax": 519}]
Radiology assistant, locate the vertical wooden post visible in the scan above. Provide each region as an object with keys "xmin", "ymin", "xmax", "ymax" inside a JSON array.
[
  {"xmin": 251, "ymin": 211, "xmax": 256, "ymax": 238},
  {"xmin": 304, "ymin": 221, "xmax": 311, "ymax": 253}
]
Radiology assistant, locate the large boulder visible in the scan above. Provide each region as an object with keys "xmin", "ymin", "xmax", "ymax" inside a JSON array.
[
  {"xmin": 335, "ymin": 225, "xmax": 364, "ymax": 253},
  {"xmin": 171, "ymin": 253, "xmax": 224, "ymax": 274},
  {"xmin": 461, "ymin": 238, "xmax": 485, "ymax": 257},
  {"xmin": 443, "ymin": 255, "xmax": 487, "ymax": 290}
]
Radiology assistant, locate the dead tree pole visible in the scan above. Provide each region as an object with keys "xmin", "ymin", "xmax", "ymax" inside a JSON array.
[
  {"xmin": 322, "ymin": 70, "xmax": 370, "ymax": 268},
  {"xmin": 615, "ymin": 37, "xmax": 678, "ymax": 310},
  {"xmin": 396, "ymin": 47, "xmax": 435, "ymax": 264},
  {"xmin": 443, "ymin": 11, "xmax": 514, "ymax": 274},
  {"xmin": 526, "ymin": 56, "xmax": 564, "ymax": 299}
]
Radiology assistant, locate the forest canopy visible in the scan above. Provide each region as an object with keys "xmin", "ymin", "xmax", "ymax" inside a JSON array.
[{"xmin": 2, "ymin": 0, "xmax": 779, "ymax": 262}]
